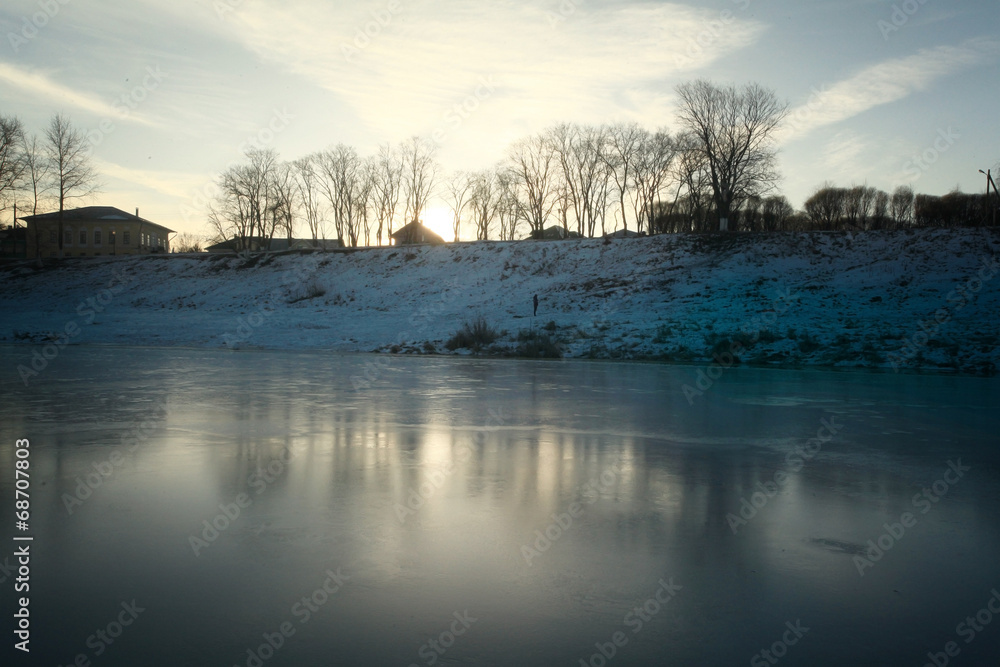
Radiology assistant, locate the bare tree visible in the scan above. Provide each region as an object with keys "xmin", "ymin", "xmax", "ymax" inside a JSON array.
[
  {"xmin": 496, "ymin": 170, "xmax": 521, "ymax": 240},
  {"xmin": 890, "ymin": 185, "xmax": 914, "ymax": 228},
  {"xmin": 632, "ymin": 130, "xmax": 677, "ymax": 234},
  {"xmin": 507, "ymin": 133, "xmax": 557, "ymax": 237},
  {"xmin": 445, "ymin": 171, "xmax": 473, "ymax": 242},
  {"xmin": 172, "ymin": 232, "xmax": 204, "ymax": 253},
  {"xmin": 20, "ymin": 133, "xmax": 50, "ymax": 215},
  {"xmin": 317, "ymin": 144, "xmax": 365, "ymax": 247},
  {"xmin": 873, "ymin": 189, "xmax": 890, "ymax": 229},
  {"xmin": 740, "ymin": 195, "xmax": 762, "ymax": 232},
  {"xmin": 400, "ymin": 136, "xmax": 437, "ymax": 225},
  {"xmin": 209, "ymin": 148, "xmax": 278, "ymax": 251},
  {"xmin": 803, "ymin": 183, "xmax": 845, "ymax": 230},
  {"xmin": 292, "ymin": 155, "xmax": 327, "ymax": 245},
  {"xmin": 603, "ymin": 122, "xmax": 644, "ymax": 233},
  {"xmin": 468, "ymin": 168, "xmax": 501, "ymax": 241},
  {"xmin": 548, "ymin": 123, "xmax": 613, "ymax": 237},
  {"xmin": 358, "ymin": 158, "xmax": 378, "ymax": 246},
  {"xmin": 269, "ymin": 161, "xmax": 297, "ymax": 244},
  {"xmin": 44, "ymin": 114, "xmax": 99, "ymax": 257},
  {"xmin": 0, "ymin": 114, "xmax": 25, "ymax": 213},
  {"xmin": 761, "ymin": 195, "xmax": 794, "ymax": 231},
  {"xmin": 370, "ymin": 143, "xmax": 402, "ymax": 245},
  {"xmin": 675, "ymin": 80, "xmax": 787, "ymax": 231},
  {"xmin": 667, "ymin": 131, "xmax": 711, "ymax": 233}
]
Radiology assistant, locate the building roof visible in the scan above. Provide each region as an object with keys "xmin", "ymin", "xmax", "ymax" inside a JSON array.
[
  {"xmin": 532, "ymin": 226, "xmax": 584, "ymax": 240},
  {"xmin": 604, "ymin": 229, "xmax": 641, "ymax": 238},
  {"xmin": 390, "ymin": 221, "xmax": 445, "ymax": 244},
  {"xmin": 18, "ymin": 206, "xmax": 174, "ymax": 233},
  {"xmin": 206, "ymin": 237, "xmax": 344, "ymax": 252}
]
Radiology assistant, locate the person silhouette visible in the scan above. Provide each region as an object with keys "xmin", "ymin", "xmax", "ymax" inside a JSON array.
[{"xmin": 533, "ymin": 294, "xmax": 539, "ymax": 317}]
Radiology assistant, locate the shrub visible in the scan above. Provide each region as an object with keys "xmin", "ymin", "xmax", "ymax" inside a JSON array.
[
  {"xmin": 797, "ymin": 332, "xmax": 821, "ymax": 354},
  {"xmin": 445, "ymin": 317, "xmax": 499, "ymax": 351},
  {"xmin": 287, "ymin": 276, "xmax": 327, "ymax": 303},
  {"xmin": 515, "ymin": 329, "xmax": 562, "ymax": 358}
]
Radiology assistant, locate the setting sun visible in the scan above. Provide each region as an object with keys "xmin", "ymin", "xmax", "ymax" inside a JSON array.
[{"xmin": 420, "ymin": 206, "xmax": 456, "ymax": 242}]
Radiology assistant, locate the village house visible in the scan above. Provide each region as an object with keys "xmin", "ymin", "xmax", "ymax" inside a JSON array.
[
  {"xmin": 390, "ymin": 221, "xmax": 445, "ymax": 246},
  {"xmin": 21, "ymin": 206, "xmax": 174, "ymax": 258},
  {"xmin": 530, "ymin": 226, "xmax": 584, "ymax": 240}
]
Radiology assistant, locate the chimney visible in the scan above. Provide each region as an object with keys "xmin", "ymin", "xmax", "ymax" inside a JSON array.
[{"xmin": 135, "ymin": 207, "xmax": 139, "ymax": 218}]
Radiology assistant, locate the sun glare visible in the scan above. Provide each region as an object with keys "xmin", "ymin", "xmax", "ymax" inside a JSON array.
[{"xmin": 421, "ymin": 206, "xmax": 455, "ymax": 242}]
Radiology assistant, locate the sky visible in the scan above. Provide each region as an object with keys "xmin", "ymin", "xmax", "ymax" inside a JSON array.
[{"xmin": 1, "ymin": 0, "xmax": 998, "ymax": 241}]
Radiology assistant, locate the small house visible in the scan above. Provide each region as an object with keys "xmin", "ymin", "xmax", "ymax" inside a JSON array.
[
  {"xmin": 530, "ymin": 226, "xmax": 584, "ymax": 240},
  {"xmin": 390, "ymin": 221, "xmax": 445, "ymax": 246}
]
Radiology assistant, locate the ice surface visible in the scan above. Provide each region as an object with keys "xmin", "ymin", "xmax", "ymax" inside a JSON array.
[{"xmin": 0, "ymin": 346, "xmax": 998, "ymax": 665}]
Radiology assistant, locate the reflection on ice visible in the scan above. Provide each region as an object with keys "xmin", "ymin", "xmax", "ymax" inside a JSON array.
[{"xmin": 0, "ymin": 347, "xmax": 998, "ymax": 666}]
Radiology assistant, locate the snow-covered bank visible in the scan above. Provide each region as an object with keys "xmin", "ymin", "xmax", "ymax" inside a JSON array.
[{"xmin": 2, "ymin": 228, "xmax": 999, "ymax": 374}]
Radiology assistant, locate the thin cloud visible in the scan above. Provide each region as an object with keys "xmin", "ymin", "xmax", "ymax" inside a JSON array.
[
  {"xmin": 0, "ymin": 63, "xmax": 161, "ymax": 127},
  {"xmin": 95, "ymin": 159, "xmax": 212, "ymax": 200},
  {"xmin": 221, "ymin": 0, "xmax": 765, "ymax": 143},
  {"xmin": 779, "ymin": 37, "xmax": 1000, "ymax": 143}
]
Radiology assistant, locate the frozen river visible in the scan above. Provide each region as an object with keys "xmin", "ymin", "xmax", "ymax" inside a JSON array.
[{"xmin": 1, "ymin": 346, "xmax": 999, "ymax": 666}]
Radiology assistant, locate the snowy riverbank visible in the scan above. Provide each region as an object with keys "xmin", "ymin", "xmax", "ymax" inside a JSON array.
[{"xmin": 2, "ymin": 228, "xmax": 999, "ymax": 375}]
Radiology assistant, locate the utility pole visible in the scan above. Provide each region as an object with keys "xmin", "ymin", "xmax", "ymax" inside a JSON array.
[{"xmin": 981, "ymin": 169, "xmax": 998, "ymax": 227}]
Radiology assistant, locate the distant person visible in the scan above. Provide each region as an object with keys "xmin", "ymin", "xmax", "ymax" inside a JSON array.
[{"xmin": 533, "ymin": 294, "xmax": 539, "ymax": 317}]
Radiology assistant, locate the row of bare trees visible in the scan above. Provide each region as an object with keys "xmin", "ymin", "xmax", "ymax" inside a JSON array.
[
  {"xmin": 209, "ymin": 80, "xmax": 795, "ymax": 246},
  {"xmin": 802, "ymin": 184, "xmax": 915, "ymax": 230},
  {"xmin": 0, "ymin": 113, "xmax": 99, "ymax": 256},
  {"xmin": 441, "ymin": 124, "xmax": 677, "ymax": 242},
  {"xmin": 209, "ymin": 137, "xmax": 435, "ymax": 250},
  {"xmin": 803, "ymin": 184, "xmax": 997, "ymax": 230}
]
